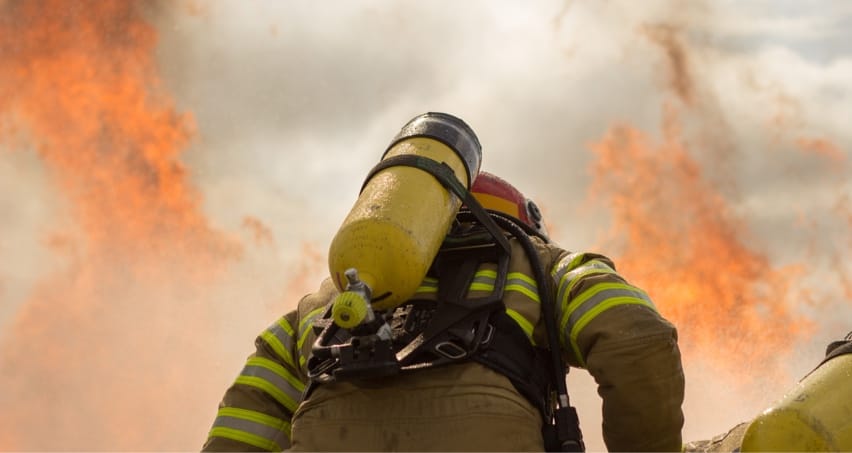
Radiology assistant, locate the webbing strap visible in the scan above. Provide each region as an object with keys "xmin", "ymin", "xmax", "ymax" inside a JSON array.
[
  {"xmin": 818, "ymin": 337, "xmax": 852, "ymax": 368},
  {"xmin": 487, "ymin": 213, "xmax": 584, "ymax": 452},
  {"xmin": 361, "ymin": 155, "xmax": 468, "ymax": 199},
  {"xmin": 362, "ymin": 155, "xmax": 512, "ymax": 256},
  {"xmin": 471, "ymin": 311, "xmax": 551, "ymax": 417}
]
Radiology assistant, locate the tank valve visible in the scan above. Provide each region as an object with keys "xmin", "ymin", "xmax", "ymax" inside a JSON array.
[{"xmin": 332, "ymin": 268, "xmax": 373, "ymax": 328}]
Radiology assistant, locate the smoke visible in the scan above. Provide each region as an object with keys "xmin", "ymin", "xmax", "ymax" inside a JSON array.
[
  {"xmin": 0, "ymin": 1, "xmax": 322, "ymax": 450},
  {"xmin": 1, "ymin": 0, "xmax": 850, "ymax": 451}
]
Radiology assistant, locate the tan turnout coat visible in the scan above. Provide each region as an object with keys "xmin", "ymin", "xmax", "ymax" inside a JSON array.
[{"xmin": 203, "ymin": 235, "xmax": 685, "ymax": 452}]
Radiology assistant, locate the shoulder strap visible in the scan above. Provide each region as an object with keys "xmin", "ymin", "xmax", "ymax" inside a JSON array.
[
  {"xmin": 485, "ymin": 213, "xmax": 585, "ymax": 452},
  {"xmin": 364, "ymin": 154, "xmax": 512, "ymax": 257}
]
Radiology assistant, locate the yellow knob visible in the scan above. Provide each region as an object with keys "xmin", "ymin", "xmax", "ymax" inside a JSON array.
[{"xmin": 332, "ymin": 291, "xmax": 369, "ymax": 328}]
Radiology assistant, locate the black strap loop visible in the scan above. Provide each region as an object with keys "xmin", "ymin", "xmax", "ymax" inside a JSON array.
[
  {"xmin": 361, "ymin": 154, "xmax": 468, "ymax": 200},
  {"xmin": 362, "ymin": 154, "xmax": 512, "ymax": 257}
]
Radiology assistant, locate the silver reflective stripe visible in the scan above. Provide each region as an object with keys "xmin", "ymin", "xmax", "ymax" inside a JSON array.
[
  {"xmin": 562, "ymin": 282, "xmax": 656, "ymax": 367},
  {"xmin": 554, "ymin": 259, "xmax": 616, "ymax": 309},
  {"xmin": 553, "ymin": 259, "xmax": 617, "ymax": 336},
  {"xmin": 550, "ymin": 252, "xmax": 586, "ymax": 279},
  {"xmin": 469, "ymin": 270, "xmax": 497, "ymax": 292},
  {"xmin": 236, "ymin": 357, "xmax": 305, "ymax": 412},
  {"xmin": 565, "ymin": 285, "xmax": 654, "ymax": 332},
  {"xmin": 471, "ymin": 276, "xmax": 495, "ymax": 286},
  {"xmin": 506, "ymin": 272, "xmax": 539, "ymax": 302},
  {"xmin": 260, "ymin": 318, "xmax": 297, "ymax": 368},
  {"xmin": 212, "ymin": 407, "xmax": 289, "ymax": 451}
]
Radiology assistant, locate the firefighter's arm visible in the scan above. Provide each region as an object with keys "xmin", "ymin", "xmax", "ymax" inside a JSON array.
[
  {"xmin": 551, "ymin": 252, "xmax": 685, "ymax": 452},
  {"xmin": 202, "ymin": 311, "xmax": 305, "ymax": 452}
]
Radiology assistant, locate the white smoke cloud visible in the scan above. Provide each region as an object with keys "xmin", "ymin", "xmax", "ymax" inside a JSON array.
[{"xmin": 1, "ymin": 0, "xmax": 849, "ymax": 450}]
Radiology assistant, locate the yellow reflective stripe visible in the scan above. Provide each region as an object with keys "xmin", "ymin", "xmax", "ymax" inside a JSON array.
[
  {"xmin": 297, "ymin": 307, "xmax": 325, "ymax": 368},
  {"xmin": 299, "ymin": 307, "xmax": 325, "ymax": 336},
  {"xmin": 246, "ymin": 357, "xmax": 305, "ymax": 393},
  {"xmin": 235, "ymin": 376, "xmax": 298, "ymax": 412},
  {"xmin": 298, "ymin": 307, "xmax": 325, "ymax": 349},
  {"xmin": 416, "ymin": 277, "xmax": 438, "ymax": 293},
  {"xmin": 476, "ymin": 269, "xmax": 498, "ymax": 278},
  {"xmin": 555, "ymin": 260, "xmax": 617, "ymax": 305},
  {"xmin": 431, "ymin": 271, "xmax": 539, "ymax": 299},
  {"xmin": 218, "ymin": 407, "xmax": 288, "ymax": 430},
  {"xmin": 277, "ymin": 317, "xmax": 295, "ymax": 336},
  {"xmin": 505, "ymin": 308, "xmax": 535, "ymax": 343},
  {"xmin": 567, "ymin": 286, "xmax": 653, "ymax": 330},
  {"xmin": 550, "ymin": 252, "xmax": 586, "ymax": 277},
  {"xmin": 259, "ymin": 331, "xmax": 296, "ymax": 368},
  {"xmin": 260, "ymin": 318, "xmax": 297, "ymax": 368},
  {"xmin": 559, "ymin": 282, "xmax": 637, "ymax": 342},
  {"xmin": 508, "ymin": 272, "xmax": 536, "ymax": 286},
  {"xmin": 562, "ymin": 262, "xmax": 617, "ymax": 293},
  {"xmin": 469, "ymin": 270, "xmax": 497, "ymax": 290},
  {"xmin": 213, "ymin": 407, "xmax": 290, "ymax": 449},
  {"xmin": 506, "ymin": 272, "xmax": 539, "ymax": 302},
  {"xmin": 506, "ymin": 283, "xmax": 539, "ymax": 302},
  {"xmin": 568, "ymin": 297, "xmax": 655, "ymax": 368},
  {"xmin": 209, "ymin": 426, "xmax": 280, "ymax": 452},
  {"xmin": 470, "ymin": 282, "xmax": 494, "ymax": 292},
  {"xmin": 237, "ymin": 357, "xmax": 305, "ymax": 412}
]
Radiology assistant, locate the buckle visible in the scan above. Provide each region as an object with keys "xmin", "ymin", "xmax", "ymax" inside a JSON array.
[
  {"xmin": 479, "ymin": 323, "xmax": 494, "ymax": 346},
  {"xmin": 434, "ymin": 341, "xmax": 468, "ymax": 360}
]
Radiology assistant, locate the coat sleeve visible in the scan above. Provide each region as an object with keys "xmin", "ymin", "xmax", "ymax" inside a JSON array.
[
  {"xmin": 550, "ymin": 250, "xmax": 685, "ymax": 452},
  {"xmin": 202, "ymin": 310, "xmax": 306, "ymax": 452}
]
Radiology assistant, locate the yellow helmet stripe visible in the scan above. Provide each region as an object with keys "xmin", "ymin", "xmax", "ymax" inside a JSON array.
[{"xmin": 472, "ymin": 192, "xmax": 521, "ymax": 218}]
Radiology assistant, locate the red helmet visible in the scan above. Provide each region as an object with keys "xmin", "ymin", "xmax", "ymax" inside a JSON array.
[{"xmin": 470, "ymin": 171, "xmax": 547, "ymax": 237}]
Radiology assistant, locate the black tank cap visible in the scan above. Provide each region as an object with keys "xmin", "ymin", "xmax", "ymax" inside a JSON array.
[{"xmin": 384, "ymin": 112, "xmax": 482, "ymax": 187}]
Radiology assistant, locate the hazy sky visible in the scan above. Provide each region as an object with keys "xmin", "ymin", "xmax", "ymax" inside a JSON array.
[
  {"xmin": 1, "ymin": 1, "xmax": 850, "ymax": 450},
  {"xmin": 151, "ymin": 0, "xmax": 851, "ymax": 251}
]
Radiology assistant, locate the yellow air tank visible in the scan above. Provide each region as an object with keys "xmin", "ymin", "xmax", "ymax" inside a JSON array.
[
  {"xmin": 740, "ymin": 345, "xmax": 852, "ymax": 451},
  {"xmin": 328, "ymin": 112, "xmax": 481, "ymax": 326}
]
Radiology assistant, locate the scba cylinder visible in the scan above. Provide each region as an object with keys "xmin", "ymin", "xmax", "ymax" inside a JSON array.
[
  {"xmin": 740, "ymin": 351, "xmax": 852, "ymax": 451},
  {"xmin": 328, "ymin": 112, "xmax": 481, "ymax": 312}
]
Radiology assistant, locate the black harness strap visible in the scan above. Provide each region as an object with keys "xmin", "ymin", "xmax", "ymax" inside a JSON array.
[
  {"xmin": 362, "ymin": 154, "xmax": 512, "ymax": 257},
  {"xmin": 396, "ymin": 229, "xmax": 508, "ymax": 369},
  {"xmin": 471, "ymin": 310, "xmax": 552, "ymax": 417},
  {"xmin": 486, "ymin": 213, "xmax": 585, "ymax": 452},
  {"xmin": 309, "ymin": 154, "xmax": 583, "ymax": 451},
  {"xmin": 817, "ymin": 333, "xmax": 852, "ymax": 369}
]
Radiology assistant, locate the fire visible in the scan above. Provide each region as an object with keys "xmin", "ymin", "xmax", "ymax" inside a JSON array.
[
  {"xmin": 796, "ymin": 137, "xmax": 847, "ymax": 165},
  {"xmin": 588, "ymin": 105, "xmax": 813, "ymax": 376},
  {"xmin": 0, "ymin": 1, "xmax": 240, "ymax": 450},
  {"xmin": 580, "ymin": 21, "xmax": 849, "ymax": 385}
]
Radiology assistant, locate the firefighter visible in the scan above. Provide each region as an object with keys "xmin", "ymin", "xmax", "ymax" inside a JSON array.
[{"xmin": 202, "ymin": 169, "xmax": 685, "ymax": 452}]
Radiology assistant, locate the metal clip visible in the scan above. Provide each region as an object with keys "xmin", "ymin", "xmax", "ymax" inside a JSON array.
[{"xmin": 434, "ymin": 341, "xmax": 468, "ymax": 360}]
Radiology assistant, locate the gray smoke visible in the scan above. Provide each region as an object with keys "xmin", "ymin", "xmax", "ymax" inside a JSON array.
[{"xmin": 1, "ymin": 0, "xmax": 849, "ymax": 450}]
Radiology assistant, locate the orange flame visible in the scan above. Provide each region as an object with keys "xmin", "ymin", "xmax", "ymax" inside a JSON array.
[
  {"xmin": 0, "ymin": 1, "xmax": 240, "ymax": 449},
  {"xmin": 588, "ymin": 105, "xmax": 812, "ymax": 377},
  {"xmin": 796, "ymin": 137, "xmax": 847, "ymax": 165}
]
